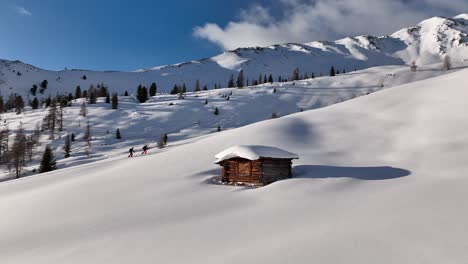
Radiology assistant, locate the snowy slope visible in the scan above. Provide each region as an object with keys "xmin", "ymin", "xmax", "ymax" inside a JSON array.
[
  {"xmin": 0, "ymin": 14, "xmax": 467, "ymax": 97},
  {"xmin": 0, "ymin": 63, "xmax": 459, "ymax": 179},
  {"xmin": 1, "ymin": 66, "xmax": 468, "ymax": 263}
]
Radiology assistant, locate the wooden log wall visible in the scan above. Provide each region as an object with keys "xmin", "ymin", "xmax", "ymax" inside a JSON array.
[{"xmin": 221, "ymin": 158, "xmax": 293, "ymax": 185}]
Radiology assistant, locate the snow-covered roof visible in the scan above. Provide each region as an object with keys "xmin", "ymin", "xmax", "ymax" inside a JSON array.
[{"xmin": 215, "ymin": 145, "xmax": 299, "ymax": 163}]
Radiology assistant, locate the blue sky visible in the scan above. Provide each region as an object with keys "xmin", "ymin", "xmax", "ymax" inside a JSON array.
[
  {"xmin": 0, "ymin": 0, "xmax": 464, "ymax": 71},
  {"xmin": 0, "ymin": 0, "xmax": 271, "ymax": 71}
]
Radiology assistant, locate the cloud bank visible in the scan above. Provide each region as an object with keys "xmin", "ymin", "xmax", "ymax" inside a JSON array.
[
  {"xmin": 15, "ymin": 6, "xmax": 32, "ymax": 16},
  {"xmin": 194, "ymin": 0, "xmax": 466, "ymax": 50}
]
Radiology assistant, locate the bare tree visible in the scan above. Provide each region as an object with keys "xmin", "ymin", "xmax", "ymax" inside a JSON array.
[
  {"xmin": 80, "ymin": 102, "xmax": 88, "ymax": 117},
  {"xmin": 48, "ymin": 101, "xmax": 57, "ymax": 140},
  {"xmin": 25, "ymin": 135, "xmax": 34, "ymax": 161},
  {"xmin": 64, "ymin": 134, "xmax": 71, "ymax": 158},
  {"xmin": 443, "ymin": 55, "xmax": 452, "ymax": 71},
  {"xmin": 10, "ymin": 124, "xmax": 27, "ymax": 178},
  {"xmin": 84, "ymin": 121, "xmax": 91, "ymax": 147},
  {"xmin": 58, "ymin": 104, "xmax": 64, "ymax": 132},
  {"xmin": 410, "ymin": 61, "xmax": 417, "ymax": 72},
  {"xmin": 0, "ymin": 126, "xmax": 10, "ymax": 162}
]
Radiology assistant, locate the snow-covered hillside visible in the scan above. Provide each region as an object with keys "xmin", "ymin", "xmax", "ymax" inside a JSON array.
[
  {"xmin": 0, "ymin": 14, "xmax": 467, "ymax": 97},
  {"xmin": 1, "ymin": 65, "xmax": 467, "ymax": 263},
  {"xmin": 0, "ymin": 63, "xmax": 459, "ymax": 179}
]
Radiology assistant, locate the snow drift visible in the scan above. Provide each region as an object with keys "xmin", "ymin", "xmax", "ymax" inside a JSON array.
[{"xmin": 1, "ymin": 66, "xmax": 468, "ymax": 263}]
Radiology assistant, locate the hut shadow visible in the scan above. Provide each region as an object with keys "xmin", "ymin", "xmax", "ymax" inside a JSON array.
[{"xmin": 293, "ymin": 165, "xmax": 411, "ymax": 180}]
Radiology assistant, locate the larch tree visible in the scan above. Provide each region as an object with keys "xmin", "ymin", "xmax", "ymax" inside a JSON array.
[
  {"xmin": 292, "ymin": 68, "xmax": 300, "ymax": 81},
  {"xmin": 10, "ymin": 124, "xmax": 27, "ymax": 178}
]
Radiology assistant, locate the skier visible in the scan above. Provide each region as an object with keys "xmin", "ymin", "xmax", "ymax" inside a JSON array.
[
  {"xmin": 141, "ymin": 145, "xmax": 148, "ymax": 155},
  {"xmin": 128, "ymin": 147, "xmax": 134, "ymax": 158}
]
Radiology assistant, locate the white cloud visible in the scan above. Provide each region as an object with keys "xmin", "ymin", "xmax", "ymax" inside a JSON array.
[
  {"xmin": 15, "ymin": 6, "xmax": 32, "ymax": 16},
  {"xmin": 193, "ymin": 0, "xmax": 466, "ymax": 50}
]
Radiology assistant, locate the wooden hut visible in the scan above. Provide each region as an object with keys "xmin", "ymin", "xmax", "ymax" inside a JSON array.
[{"xmin": 215, "ymin": 145, "xmax": 299, "ymax": 186}]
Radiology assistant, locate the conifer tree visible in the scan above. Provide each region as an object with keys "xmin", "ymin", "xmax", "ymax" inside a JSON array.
[
  {"xmin": 181, "ymin": 83, "xmax": 187, "ymax": 93},
  {"xmin": 124, "ymin": 90, "xmax": 129, "ymax": 96},
  {"xmin": 88, "ymin": 85, "xmax": 97, "ymax": 104},
  {"xmin": 40, "ymin": 80, "xmax": 48, "ymax": 94},
  {"xmin": 30, "ymin": 84, "xmax": 38, "ymax": 96},
  {"xmin": 64, "ymin": 134, "xmax": 71, "ymax": 158},
  {"xmin": 0, "ymin": 96, "xmax": 4, "ymax": 113},
  {"xmin": 214, "ymin": 107, "xmax": 219, "ymax": 115},
  {"xmin": 67, "ymin": 93, "xmax": 73, "ymax": 103},
  {"xmin": 71, "ymin": 133, "xmax": 75, "ymax": 142},
  {"xmin": 228, "ymin": 74, "xmax": 235, "ymax": 88},
  {"xmin": 31, "ymin": 97, "xmax": 39, "ymax": 109},
  {"xmin": 39, "ymin": 145, "xmax": 57, "ymax": 173},
  {"xmin": 74, "ymin": 86, "xmax": 82, "ymax": 99},
  {"xmin": 105, "ymin": 94, "xmax": 110, "ymax": 104},
  {"xmin": 203, "ymin": 85, "xmax": 208, "ymax": 91},
  {"xmin": 194, "ymin": 80, "xmax": 201, "ymax": 92},
  {"xmin": 263, "ymin": 75, "xmax": 267, "ymax": 84},
  {"xmin": 170, "ymin": 84, "xmax": 180, "ymax": 95},
  {"xmin": 330, "ymin": 66, "xmax": 336, "ymax": 76},
  {"xmin": 149, "ymin": 82, "xmax": 157, "ymax": 96},
  {"xmin": 236, "ymin": 70, "xmax": 244, "ymax": 88},
  {"xmin": 258, "ymin": 74, "xmax": 263, "ymax": 84},
  {"xmin": 268, "ymin": 74, "xmax": 273, "ymax": 84},
  {"xmin": 217, "ymin": 125, "xmax": 221, "ymax": 132},
  {"xmin": 136, "ymin": 85, "xmax": 149, "ymax": 103},
  {"xmin": 111, "ymin": 93, "xmax": 118, "ymax": 109},
  {"xmin": 15, "ymin": 95, "xmax": 25, "ymax": 114},
  {"xmin": 116, "ymin": 128, "xmax": 122, "ymax": 139}
]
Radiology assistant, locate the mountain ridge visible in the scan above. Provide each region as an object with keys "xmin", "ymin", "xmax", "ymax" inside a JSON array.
[{"xmin": 0, "ymin": 14, "xmax": 466, "ymax": 96}]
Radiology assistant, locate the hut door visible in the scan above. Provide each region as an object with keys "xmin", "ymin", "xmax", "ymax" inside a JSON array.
[{"xmin": 237, "ymin": 160, "xmax": 251, "ymax": 176}]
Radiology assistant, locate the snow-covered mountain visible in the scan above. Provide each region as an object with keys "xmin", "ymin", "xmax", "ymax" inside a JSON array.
[
  {"xmin": 0, "ymin": 62, "xmax": 458, "ymax": 180},
  {"xmin": 0, "ymin": 14, "xmax": 467, "ymax": 97}
]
